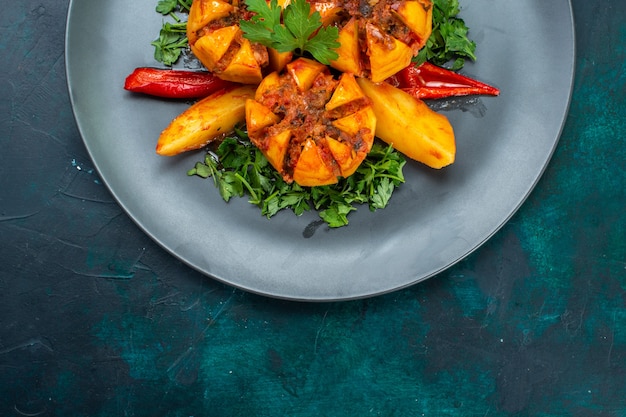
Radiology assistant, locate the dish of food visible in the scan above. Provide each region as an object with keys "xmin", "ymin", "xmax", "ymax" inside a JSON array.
[{"xmin": 65, "ymin": 0, "xmax": 575, "ymax": 300}]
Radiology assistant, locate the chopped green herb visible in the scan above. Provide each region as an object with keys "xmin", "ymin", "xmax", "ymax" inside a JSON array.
[
  {"xmin": 240, "ymin": 0, "xmax": 340, "ymax": 65},
  {"xmin": 156, "ymin": 0, "xmax": 178, "ymax": 15},
  {"xmin": 152, "ymin": 0, "xmax": 192, "ymax": 65},
  {"xmin": 151, "ymin": 22, "xmax": 188, "ymax": 66},
  {"xmin": 156, "ymin": 0, "xmax": 192, "ymax": 15},
  {"xmin": 414, "ymin": 0, "xmax": 477, "ymax": 70},
  {"xmin": 187, "ymin": 129, "xmax": 406, "ymax": 228}
]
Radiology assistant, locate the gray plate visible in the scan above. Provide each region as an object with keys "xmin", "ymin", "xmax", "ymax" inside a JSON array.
[{"xmin": 65, "ymin": 0, "xmax": 575, "ymax": 301}]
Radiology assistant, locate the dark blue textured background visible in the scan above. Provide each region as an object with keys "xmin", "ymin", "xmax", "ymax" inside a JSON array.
[{"xmin": 1, "ymin": 1, "xmax": 625, "ymax": 415}]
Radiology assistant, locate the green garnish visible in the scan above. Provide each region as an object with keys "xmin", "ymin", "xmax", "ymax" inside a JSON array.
[
  {"xmin": 146, "ymin": 0, "xmax": 481, "ymax": 227},
  {"xmin": 414, "ymin": 0, "xmax": 477, "ymax": 70},
  {"xmin": 152, "ymin": 0, "xmax": 192, "ymax": 65},
  {"xmin": 187, "ymin": 129, "xmax": 406, "ymax": 228},
  {"xmin": 240, "ymin": 0, "xmax": 340, "ymax": 65},
  {"xmin": 156, "ymin": 0, "xmax": 192, "ymax": 15}
]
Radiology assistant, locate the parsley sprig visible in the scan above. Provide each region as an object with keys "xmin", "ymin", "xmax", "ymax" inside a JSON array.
[
  {"xmin": 156, "ymin": 0, "xmax": 192, "ymax": 16},
  {"xmin": 415, "ymin": 0, "xmax": 477, "ymax": 70},
  {"xmin": 240, "ymin": 0, "xmax": 340, "ymax": 65},
  {"xmin": 152, "ymin": 0, "xmax": 192, "ymax": 66},
  {"xmin": 187, "ymin": 129, "xmax": 406, "ymax": 228}
]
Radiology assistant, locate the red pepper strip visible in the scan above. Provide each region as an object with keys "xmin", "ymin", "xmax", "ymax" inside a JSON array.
[
  {"xmin": 124, "ymin": 67, "xmax": 239, "ymax": 99},
  {"xmin": 392, "ymin": 62, "xmax": 500, "ymax": 100}
]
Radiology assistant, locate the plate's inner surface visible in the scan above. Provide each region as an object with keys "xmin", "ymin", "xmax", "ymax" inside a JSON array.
[{"xmin": 65, "ymin": 0, "xmax": 575, "ymax": 300}]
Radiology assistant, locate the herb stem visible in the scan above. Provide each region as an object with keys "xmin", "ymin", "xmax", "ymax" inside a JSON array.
[
  {"xmin": 235, "ymin": 172, "xmax": 259, "ymax": 202},
  {"xmin": 178, "ymin": 0, "xmax": 192, "ymax": 11}
]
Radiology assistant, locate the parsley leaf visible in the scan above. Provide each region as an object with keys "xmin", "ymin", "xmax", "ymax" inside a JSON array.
[
  {"xmin": 239, "ymin": 0, "xmax": 282, "ymax": 44},
  {"xmin": 156, "ymin": 0, "xmax": 192, "ymax": 15},
  {"xmin": 282, "ymin": 0, "xmax": 325, "ymax": 51},
  {"xmin": 414, "ymin": 0, "xmax": 477, "ymax": 70},
  {"xmin": 151, "ymin": 22, "xmax": 188, "ymax": 66},
  {"xmin": 245, "ymin": 0, "xmax": 282, "ymax": 25},
  {"xmin": 188, "ymin": 130, "xmax": 406, "ymax": 228},
  {"xmin": 156, "ymin": 0, "xmax": 178, "ymax": 15},
  {"xmin": 152, "ymin": 0, "xmax": 191, "ymax": 65},
  {"xmin": 240, "ymin": 0, "xmax": 340, "ymax": 65}
]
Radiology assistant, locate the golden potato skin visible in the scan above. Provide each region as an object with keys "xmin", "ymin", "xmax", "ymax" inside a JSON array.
[
  {"xmin": 245, "ymin": 58, "xmax": 377, "ymax": 187},
  {"xmin": 356, "ymin": 77, "xmax": 455, "ymax": 169},
  {"xmin": 156, "ymin": 85, "xmax": 256, "ymax": 156}
]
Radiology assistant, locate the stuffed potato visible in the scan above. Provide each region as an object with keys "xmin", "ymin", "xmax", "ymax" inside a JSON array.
[
  {"xmin": 245, "ymin": 58, "xmax": 377, "ymax": 186},
  {"xmin": 312, "ymin": 0, "xmax": 433, "ymax": 82},
  {"xmin": 187, "ymin": 0, "xmax": 292, "ymax": 84}
]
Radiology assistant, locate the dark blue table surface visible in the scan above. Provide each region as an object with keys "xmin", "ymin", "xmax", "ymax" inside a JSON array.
[{"xmin": 1, "ymin": 1, "xmax": 625, "ymax": 416}]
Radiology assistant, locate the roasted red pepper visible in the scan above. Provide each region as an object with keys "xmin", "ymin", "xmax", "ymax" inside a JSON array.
[
  {"xmin": 392, "ymin": 62, "xmax": 500, "ymax": 100},
  {"xmin": 124, "ymin": 67, "xmax": 238, "ymax": 99}
]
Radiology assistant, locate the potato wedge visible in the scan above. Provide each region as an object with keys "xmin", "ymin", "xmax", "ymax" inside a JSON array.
[
  {"xmin": 156, "ymin": 85, "xmax": 256, "ymax": 156},
  {"xmin": 356, "ymin": 78, "xmax": 455, "ymax": 168}
]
